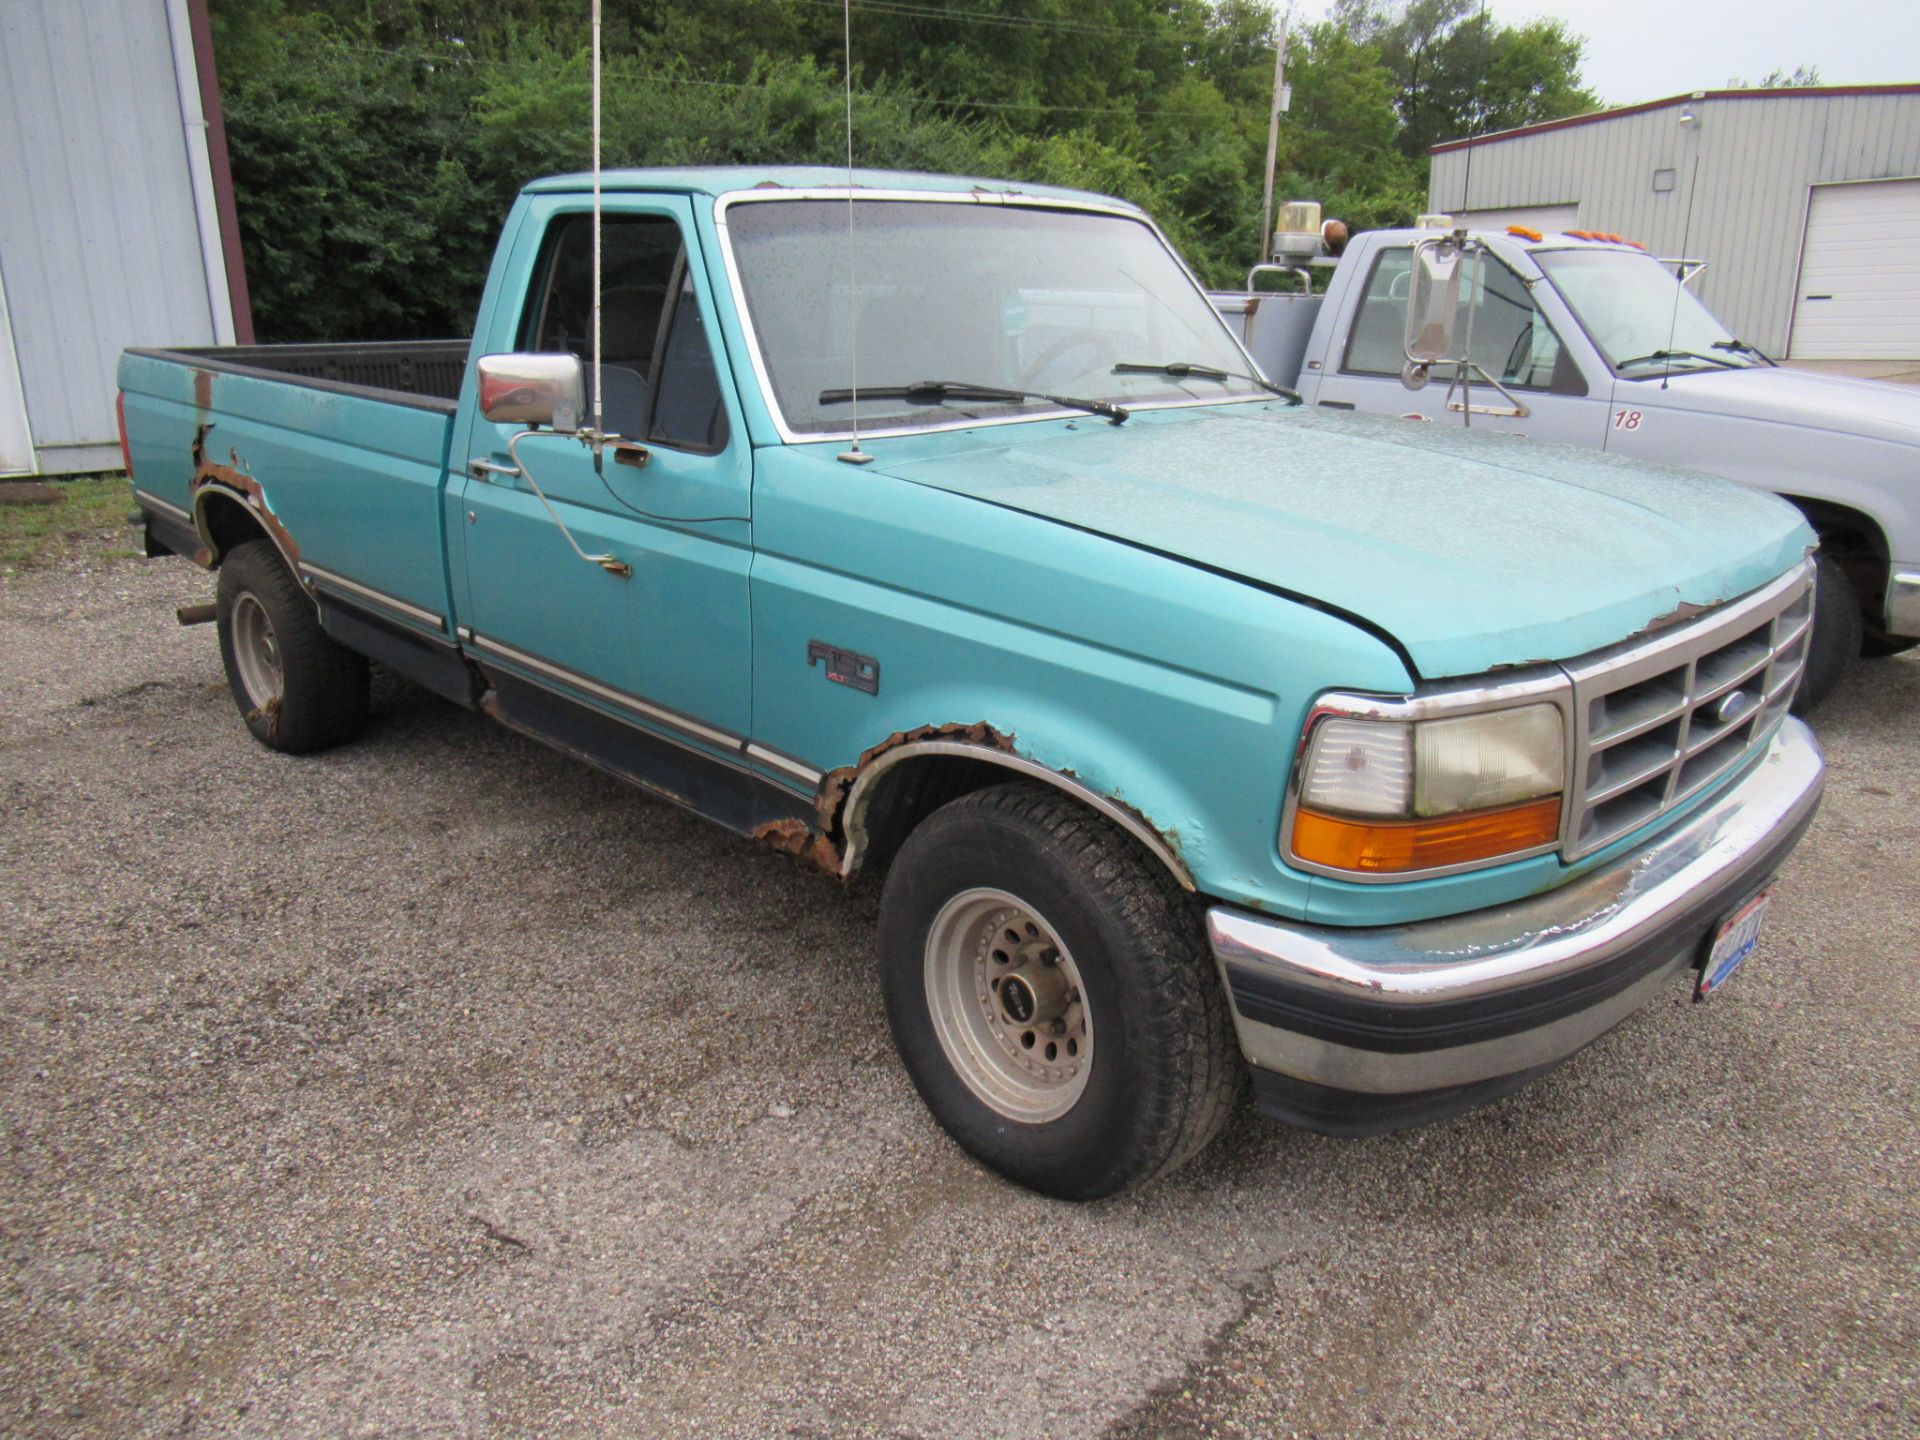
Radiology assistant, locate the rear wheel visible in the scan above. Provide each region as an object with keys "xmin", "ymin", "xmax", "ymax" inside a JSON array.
[
  {"xmin": 1792, "ymin": 555, "xmax": 1863, "ymax": 714},
  {"xmin": 878, "ymin": 782, "xmax": 1240, "ymax": 1199},
  {"xmin": 216, "ymin": 539, "xmax": 369, "ymax": 753}
]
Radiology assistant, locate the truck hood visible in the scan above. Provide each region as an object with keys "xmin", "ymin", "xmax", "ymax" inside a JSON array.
[
  {"xmin": 1628, "ymin": 364, "xmax": 1920, "ymax": 446},
  {"xmin": 871, "ymin": 403, "xmax": 1811, "ymax": 679}
]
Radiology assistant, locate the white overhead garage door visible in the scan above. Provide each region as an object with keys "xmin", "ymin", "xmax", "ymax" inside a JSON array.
[
  {"xmin": 1456, "ymin": 204, "xmax": 1581, "ymax": 236},
  {"xmin": 1789, "ymin": 178, "xmax": 1920, "ymax": 360}
]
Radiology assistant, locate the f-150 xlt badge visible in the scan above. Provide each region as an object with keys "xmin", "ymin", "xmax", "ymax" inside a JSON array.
[{"xmin": 807, "ymin": 641, "xmax": 879, "ymax": 695}]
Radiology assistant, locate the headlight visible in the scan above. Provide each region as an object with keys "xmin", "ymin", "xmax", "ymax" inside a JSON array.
[{"xmin": 1290, "ymin": 699, "xmax": 1566, "ymax": 877}]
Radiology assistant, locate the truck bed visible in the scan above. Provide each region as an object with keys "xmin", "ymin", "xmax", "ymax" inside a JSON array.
[{"xmin": 119, "ymin": 341, "xmax": 467, "ymax": 652}]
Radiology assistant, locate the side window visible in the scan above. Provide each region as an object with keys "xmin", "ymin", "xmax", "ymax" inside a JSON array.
[
  {"xmin": 1342, "ymin": 247, "xmax": 1580, "ymax": 394},
  {"xmin": 518, "ymin": 214, "xmax": 728, "ymax": 452}
]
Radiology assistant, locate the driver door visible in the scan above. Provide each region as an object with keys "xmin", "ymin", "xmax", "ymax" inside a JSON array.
[
  {"xmin": 1312, "ymin": 246, "xmax": 1608, "ymax": 447},
  {"xmin": 452, "ymin": 196, "xmax": 752, "ymax": 742}
]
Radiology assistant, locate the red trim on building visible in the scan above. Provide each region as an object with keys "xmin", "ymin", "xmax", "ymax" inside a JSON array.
[
  {"xmin": 185, "ymin": 0, "xmax": 253, "ymax": 343},
  {"xmin": 1431, "ymin": 84, "xmax": 1920, "ymax": 155}
]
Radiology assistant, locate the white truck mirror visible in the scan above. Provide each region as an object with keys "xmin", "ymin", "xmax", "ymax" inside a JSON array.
[
  {"xmin": 476, "ymin": 353, "xmax": 585, "ymax": 432},
  {"xmin": 1404, "ymin": 236, "xmax": 1466, "ymax": 367}
]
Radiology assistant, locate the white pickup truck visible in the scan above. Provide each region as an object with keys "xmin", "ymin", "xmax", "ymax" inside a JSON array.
[{"xmin": 1212, "ymin": 220, "xmax": 1920, "ymax": 708}]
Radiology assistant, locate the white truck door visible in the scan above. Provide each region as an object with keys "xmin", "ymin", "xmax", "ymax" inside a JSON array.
[{"xmin": 1308, "ymin": 244, "xmax": 1609, "ymax": 448}]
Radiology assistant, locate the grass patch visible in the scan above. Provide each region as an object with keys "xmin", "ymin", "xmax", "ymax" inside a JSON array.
[{"xmin": 0, "ymin": 474, "xmax": 138, "ymax": 576}]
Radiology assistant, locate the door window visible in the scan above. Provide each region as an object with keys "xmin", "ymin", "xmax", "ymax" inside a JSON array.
[
  {"xmin": 1342, "ymin": 247, "xmax": 1584, "ymax": 395},
  {"xmin": 519, "ymin": 214, "xmax": 728, "ymax": 452}
]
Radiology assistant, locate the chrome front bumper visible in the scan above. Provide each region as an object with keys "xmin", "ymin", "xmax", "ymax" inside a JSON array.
[{"xmin": 1209, "ymin": 718, "xmax": 1825, "ymax": 1135}]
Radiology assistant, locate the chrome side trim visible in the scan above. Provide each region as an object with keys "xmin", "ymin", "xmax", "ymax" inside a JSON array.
[
  {"xmin": 711, "ymin": 187, "xmax": 1269, "ymax": 446},
  {"xmin": 837, "ymin": 739, "xmax": 1197, "ymax": 891},
  {"xmin": 303, "ymin": 564, "xmax": 445, "ymax": 631},
  {"xmin": 1885, "ymin": 568, "xmax": 1920, "ymax": 638},
  {"xmin": 465, "ymin": 633, "xmax": 743, "ymax": 752},
  {"xmin": 744, "ymin": 743, "xmax": 824, "ymax": 788},
  {"xmin": 1212, "ymin": 718, "xmax": 1823, "ymax": 1092},
  {"xmin": 134, "ymin": 488, "xmax": 191, "ymax": 523}
]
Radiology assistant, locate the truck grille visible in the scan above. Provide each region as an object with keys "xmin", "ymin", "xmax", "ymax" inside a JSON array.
[{"xmin": 1561, "ymin": 562, "xmax": 1813, "ymax": 858}]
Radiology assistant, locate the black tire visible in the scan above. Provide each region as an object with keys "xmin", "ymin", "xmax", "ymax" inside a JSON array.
[
  {"xmin": 1861, "ymin": 633, "xmax": 1918, "ymax": 659},
  {"xmin": 878, "ymin": 781, "xmax": 1241, "ymax": 1200},
  {"xmin": 1792, "ymin": 554, "xmax": 1863, "ymax": 715},
  {"xmin": 215, "ymin": 539, "xmax": 370, "ymax": 754}
]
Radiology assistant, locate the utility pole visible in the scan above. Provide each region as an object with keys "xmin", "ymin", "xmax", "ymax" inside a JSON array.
[{"xmin": 1257, "ymin": 13, "xmax": 1291, "ymax": 269}]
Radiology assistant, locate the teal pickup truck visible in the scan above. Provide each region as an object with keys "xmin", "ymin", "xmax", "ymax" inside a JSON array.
[{"xmin": 120, "ymin": 168, "xmax": 1826, "ymax": 1199}]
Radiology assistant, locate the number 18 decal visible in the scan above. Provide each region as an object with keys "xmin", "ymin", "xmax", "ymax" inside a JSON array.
[{"xmin": 1613, "ymin": 409, "xmax": 1644, "ymax": 430}]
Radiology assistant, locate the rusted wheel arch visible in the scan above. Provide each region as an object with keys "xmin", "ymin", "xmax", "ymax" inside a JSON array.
[{"xmin": 833, "ymin": 738, "xmax": 1196, "ymax": 894}]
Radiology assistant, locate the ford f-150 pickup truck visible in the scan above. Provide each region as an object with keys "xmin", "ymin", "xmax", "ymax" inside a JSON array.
[
  {"xmin": 1212, "ymin": 214, "xmax": 1920, "ymax": 709},
  {"xmin": 120, "ymin": 168, "xmax": 1826, "ymax": 1199}
]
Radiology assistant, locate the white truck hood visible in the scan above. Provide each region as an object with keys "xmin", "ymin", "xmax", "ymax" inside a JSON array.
[{"xmin": 1626, "ymin": 365, "xmax": 1920, "ymax": 448}]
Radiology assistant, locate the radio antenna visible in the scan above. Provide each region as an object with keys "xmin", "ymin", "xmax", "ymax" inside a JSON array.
[
  {"xmin": 589, "ymin": 0, "xmax": 604, "ymax": 441},
  {"xmin": 1662, "ymin": 154, "xmax": 1702, "ymax": 391},
  {"xmin": 837, "ymin": 0, "xmax": 872, "ymax": 464}
]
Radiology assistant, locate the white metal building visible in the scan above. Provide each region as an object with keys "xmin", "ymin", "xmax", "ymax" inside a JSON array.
[
  {"xmin": 1, "ymin": 0, "xmax": 251, "ymax": 477},
  {"xmin": 1427, "ymin": 85, "xmax": 1920, "ymax": 362}
]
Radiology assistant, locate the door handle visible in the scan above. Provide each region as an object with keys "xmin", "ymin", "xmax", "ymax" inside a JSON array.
[{"xmin": 468, "ymin": 458, "xmax": 521, "ymax": 483}]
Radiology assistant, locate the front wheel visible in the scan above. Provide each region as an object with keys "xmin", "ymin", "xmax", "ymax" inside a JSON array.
[
  {"xmin": 878, "ymin": 782, "xmax": 1241, "ymax": 1199},
  {"xmin": 215, "ymin": 539, "xmax": 370, "ymax": 754}
]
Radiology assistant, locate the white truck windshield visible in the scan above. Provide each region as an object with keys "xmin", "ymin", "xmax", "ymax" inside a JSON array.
[
  {"xmin": 725, "ymin": 199, "xmax": 1263, "ymax": 435},
  {"xmin": 1536, "ymin": 248, "xmax": 1764, "ymax": 375}
]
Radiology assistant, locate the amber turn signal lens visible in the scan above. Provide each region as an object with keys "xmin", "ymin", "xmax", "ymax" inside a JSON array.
[{"xmin": 1292, "ymin": 795, "xmax": 1562, "ymax": 874}]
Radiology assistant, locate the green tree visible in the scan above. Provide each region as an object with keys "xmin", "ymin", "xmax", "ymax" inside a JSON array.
[{"xmin": 1334, "ymin": 0, "xmax": 1597, "ymax": 156}]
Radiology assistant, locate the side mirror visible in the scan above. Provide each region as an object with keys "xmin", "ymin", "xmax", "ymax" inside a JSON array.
[
  {"xmin": 476, "ymin": 353, "xmax": 584, "ymax": 432},
  {"xmin": 1404, "ymin": 236, "xmax": 1467, "ymax": 366}
]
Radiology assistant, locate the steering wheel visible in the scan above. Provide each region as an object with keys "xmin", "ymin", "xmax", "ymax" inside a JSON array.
[{"xmin": 1018, "ymin": 333, "xmax": 1108, "ymax": 391}]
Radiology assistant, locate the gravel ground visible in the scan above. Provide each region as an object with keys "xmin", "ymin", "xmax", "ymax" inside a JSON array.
[{"xmin": 1, "ymin": 547, "xmax": 1914, "ymax": 1440}]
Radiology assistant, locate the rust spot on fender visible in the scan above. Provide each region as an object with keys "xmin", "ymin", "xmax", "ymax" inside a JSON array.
[
  {"xmin": 751, "ymin": 817, "xmax": 842, "ymax": 873},
  {"xmin": 193, "ymin": 369, "xmax": 213, "ymax": 416},
  {"xmin": 190, "ymin": 443, "xmax": 304, "ymax": 571},
  {"xmin": 753, "ymin": 722, "xmax": 1021, "ymax": 878}
]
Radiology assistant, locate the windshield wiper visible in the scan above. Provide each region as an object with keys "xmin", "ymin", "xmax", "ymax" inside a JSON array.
[
  {"xmin": 1614, "ymin": 349, "xmax": 1740, "ymax": 373},
  {"xmin": 1112, "ymin": 360, "xmax": 1301, "ymax": 404},
  {"xmin": 817, "ymin": 380, "xmax": 1128, "ymax": 425},
  {"xmin": 1711, "ymin": 338, "xmax": 1776, "ymax": 366}
]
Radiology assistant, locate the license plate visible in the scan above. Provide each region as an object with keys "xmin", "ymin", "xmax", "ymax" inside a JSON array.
[{"xmin": 1698, "ymin": 887, "xmax": 1772, "ymax": 999}]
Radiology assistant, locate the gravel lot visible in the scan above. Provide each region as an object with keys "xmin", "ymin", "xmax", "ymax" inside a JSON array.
[{"xmin": 2, "ymin": 545, "xmax": 1915, "ymax": 1440}]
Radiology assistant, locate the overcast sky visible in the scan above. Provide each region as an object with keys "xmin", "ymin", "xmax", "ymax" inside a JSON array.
[{"xmin": 1288, "ymin": 1, "xmax": 1920, "ymax": 109}]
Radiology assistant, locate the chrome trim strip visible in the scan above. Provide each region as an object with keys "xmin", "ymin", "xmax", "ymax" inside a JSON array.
[
  {"xmin": 743, "ymin": 743, "xmax": 824, "ymax": 788},
  {"xmin": 466, "ymin": 633, "xmax": 744, "ymax": 752},
  {"xmin": 134, "ymin": 488, "xmax": 191, "ymax": 523},
  {"xmin": 303, "ymin": 564, "xmax": 445, "ymax": 631},
  {"xmin": 711, "ymin": 187, "xmax": 1270, "ymax": 447},
  {"xmin": 837, "ymin": 739, "xmax": 1197, "ymax": 892},
  {"xmin": 1886, "ymin": 569, "xmax": 1920, "ymax": 638},
  {"xmin": 1214, "ymin": 719, "xmax": 1824, "ymax": 1092}
]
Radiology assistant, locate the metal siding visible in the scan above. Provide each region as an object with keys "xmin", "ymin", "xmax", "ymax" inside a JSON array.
[
  {"xmin": 1430, "ymin": 92, "xmax": 1920, "ymax": 359},
  {"xmin": 0, "ymin": 0, "xmax": 221, "ymax": 464}
]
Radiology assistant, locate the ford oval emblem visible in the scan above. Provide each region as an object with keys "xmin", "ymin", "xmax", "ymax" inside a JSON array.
[{"xmin": 1714, "ymin": 689, "xmax": 1755, "ymax": 725}]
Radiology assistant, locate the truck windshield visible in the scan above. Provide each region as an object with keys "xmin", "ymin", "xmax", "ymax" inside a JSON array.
[
  {"xmin": 1536, "ymin": 248, "xmax": 1764, "ymax": 375},
  {"xmin": 725, "ymin": 199, "xmax": 1263, "ymax": 435}
]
